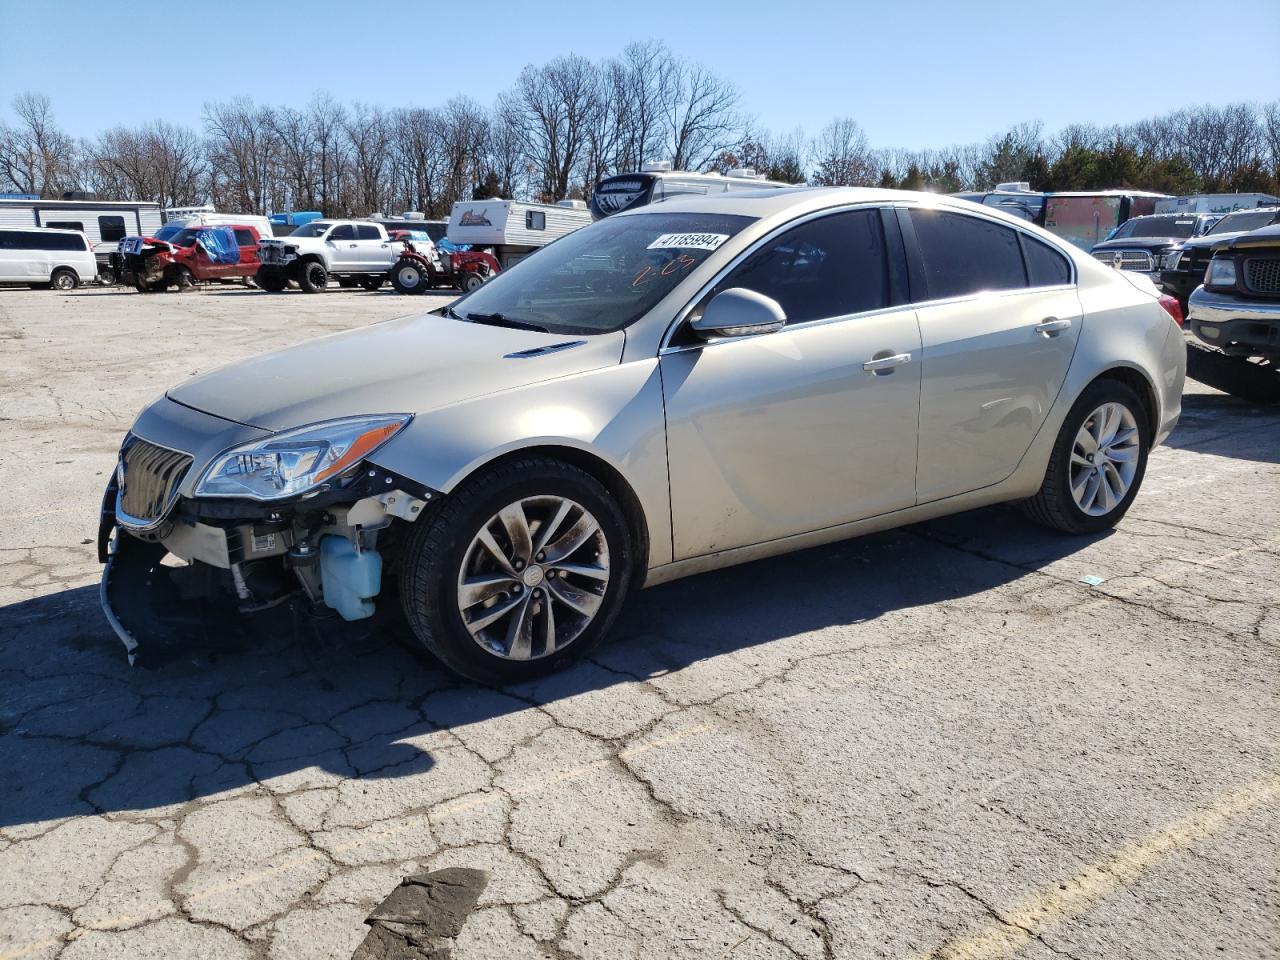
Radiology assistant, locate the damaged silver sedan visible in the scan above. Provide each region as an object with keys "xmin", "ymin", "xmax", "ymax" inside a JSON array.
[{"xmin": 101, "ymin": 188, "xmax": 1186, "ymax": 683}]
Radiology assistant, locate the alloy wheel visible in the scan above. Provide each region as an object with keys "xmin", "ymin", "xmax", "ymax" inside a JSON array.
[
  {"xmin": 456, "ymin": 496, "xmax": 610, "ymax": 660},
  {"xmin": 1070, "ymin": 402, "xmax": 1140, "ymax": 516},
  {"xmin": 52, "ymin": 272, "xmax": 75, "ymax": 290}
]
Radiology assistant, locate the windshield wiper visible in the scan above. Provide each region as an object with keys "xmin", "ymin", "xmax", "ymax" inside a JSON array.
[{"xmin": 465, "ymin": 311, "xmax": 548, "ymax": 333}]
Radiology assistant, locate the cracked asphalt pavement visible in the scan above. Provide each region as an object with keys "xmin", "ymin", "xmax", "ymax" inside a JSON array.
[{"xmin": 1, "ymin": 285, "xmax": 1277, "ymax": 960}]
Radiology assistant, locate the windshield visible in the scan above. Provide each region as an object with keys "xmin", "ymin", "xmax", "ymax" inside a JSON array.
[
  {"xmin": 161, "ymin": 228, "xmax": 199, "ymax": 247},
  {"xmin": 451, "ymin": 211, "xmax": 754, "ymax": 335},
  {"xmin": 1209, "ymin": 209, "xmax": 1279, "ymax": 235},
  {"xmin": 154, "ymin": 223, "xmax": 188, "ymax": 242},
  {"xmin": 1112, "ymin": 216, "xmax": 1197, "ymax": 239},
  {"xmin": 289, "ymin": 221, "xmax": 332, "ymax": 238}
]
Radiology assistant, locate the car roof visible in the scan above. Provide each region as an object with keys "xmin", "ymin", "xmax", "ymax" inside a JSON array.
[{"xmin": 618, "ymin": 185, "xmax": 1071, "ymax": 238}]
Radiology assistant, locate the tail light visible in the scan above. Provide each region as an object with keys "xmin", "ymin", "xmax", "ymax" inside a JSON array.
[{"xmin": 1157, "ymin": 293, "xmax": 1184, "ymax": 329}]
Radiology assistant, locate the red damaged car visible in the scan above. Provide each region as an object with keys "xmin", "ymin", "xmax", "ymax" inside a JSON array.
[{"xmin": 117, "ymin": 224, "xmax": 263, "ymax": 292}]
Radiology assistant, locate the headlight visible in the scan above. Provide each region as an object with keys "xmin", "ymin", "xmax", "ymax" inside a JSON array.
[
  {"xmin": 1163, "ymin": 250, "xmax": 1182, "ymax": 271},
  {"xmin": 1205, "ymin": 258, "xmax": 1236, "ymax": 288},
  {"xmin": 195, "ymin": 415, "xmax": 411, "ymax": 500}
]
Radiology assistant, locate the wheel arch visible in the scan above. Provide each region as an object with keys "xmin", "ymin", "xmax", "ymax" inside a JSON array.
[
  {"xmin": 446, "ymin": 443, "xmax": 651, "ymax": 587},
  {"xmin": 1088, "ymin": 363, "xmax": 1160, "ymax": 438}
]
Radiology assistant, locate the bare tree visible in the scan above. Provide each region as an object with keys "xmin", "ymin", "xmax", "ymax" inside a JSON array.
[
  {"xmin": 204, "ymin": 98, "xmax": 276, "ymax": 213},
  {"xmin": 810, "ymin": 118, "xmax": 876, "ymax": 186},
  {"xmin": 0, "ymin": 92, "xmax": 78, "ymax": 196},
  {"xmin": 307, "ymin": 93, "xmax": 348, "ymax": 215},
  {"xmin": 499, "ymin": 55, "xmax": 602, "ymax": 200},
  {"xmin": 345, "ymin": 103, "xmax": 393, "ymax": 215},
  {"xmin": 84, "ymin": 121, "xmax": 205, "ymax": 207},
  {"xmin": 663, "ymin": 59, "xmax": 741, "ymax": 171}
]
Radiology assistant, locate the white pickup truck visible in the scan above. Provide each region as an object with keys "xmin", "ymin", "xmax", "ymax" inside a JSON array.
[{"xmin": 256, "ymin": 220, "xmax": 399, "ymax": 293}]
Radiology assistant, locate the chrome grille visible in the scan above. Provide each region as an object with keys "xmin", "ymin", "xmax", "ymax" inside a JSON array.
[
  {"xmin": 1092, "ymin": 250, "xmax": 1155, "ymax": 272},
  {"xmin": 118, "ymin": 436, "xmax": 191, "ymax": 524},
  {"xmin": 1243, "ymin": 257, "xmax": 1280, "ymax": 295}
]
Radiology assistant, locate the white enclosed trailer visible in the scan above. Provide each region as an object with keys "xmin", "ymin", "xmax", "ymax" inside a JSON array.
[
  {"xmin": 1155, "ymin": 193, "xmax": 1280, "ymax": 214},
  {"xmin": 0, "ymin": 198, "xmax": 163, "ymax": 281},
  {"xmin": 446, "ymin": 199, "xmax": 590, "ymax": 268}
]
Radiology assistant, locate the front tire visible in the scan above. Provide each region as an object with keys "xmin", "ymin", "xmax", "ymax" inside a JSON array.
[
  {"xmin": 400, "ymin": 457, "xmax": 633, "ymax": 684},
  {"xmin": 297, "ymin": 260, "xmax": 328, "ymax": 293},
  {"xmin": 1022, "ymin": 379, "xmax": 1151, "ymax": 534},
  {"xmin": 255, "ymin": 268, "xmax": 288, "ymax": 293}
]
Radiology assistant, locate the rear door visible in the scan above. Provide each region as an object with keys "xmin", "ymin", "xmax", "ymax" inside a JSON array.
[
  {"xmin": 354, "ymin": 224, "xmax": 391, "ymax": 270},
  {"xmin": 233, "ymin": 228, "xmax": 259, "ymax": 274},
  {"xmin": 904, "ymin": 207, "xmax": 1080, "ymax": 502}
]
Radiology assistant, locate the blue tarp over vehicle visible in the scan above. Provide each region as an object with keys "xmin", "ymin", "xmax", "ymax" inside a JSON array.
[{"xmin": 197, "ymin": 226, "xmax": 240, "ymax": 265}]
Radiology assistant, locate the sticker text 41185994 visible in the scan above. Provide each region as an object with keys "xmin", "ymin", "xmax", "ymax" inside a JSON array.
[{"xmin": 646, "ymin": 233, "xmax": 729, "ymax": 251}]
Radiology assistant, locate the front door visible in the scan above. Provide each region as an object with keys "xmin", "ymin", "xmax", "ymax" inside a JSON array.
[
  {"xmin": 326, "ymin": 224, "xmax": 359, "ymax": 270},
  {"xmin": 662, "ymin": 208, "xmax": 923, "ymax": 560},
  {"xmin": 904, "ymin": 207, "xmax": 1082, "ymax": 502}
]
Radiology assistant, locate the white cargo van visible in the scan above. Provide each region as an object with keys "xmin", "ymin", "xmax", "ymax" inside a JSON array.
[{"xmin": 0, "ymin": 227, "xmax": 98, "ymax": 289}]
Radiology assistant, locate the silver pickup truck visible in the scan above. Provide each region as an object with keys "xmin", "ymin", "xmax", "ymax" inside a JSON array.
[{"xmin": 256, "ymin": 219, "xmax": 399, "ymax": 293}]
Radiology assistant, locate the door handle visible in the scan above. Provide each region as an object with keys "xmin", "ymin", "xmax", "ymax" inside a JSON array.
[
  {"xmin": 1035, "ymin": 317, "xmax": 1072, "ymax": 336},
  {"xmin": 349, "ymin": 243, "xmax": 358, "ymax": 248},
  {"xmin": 863, "ymin": 352, "xmax": 912, "ymax": 374}
]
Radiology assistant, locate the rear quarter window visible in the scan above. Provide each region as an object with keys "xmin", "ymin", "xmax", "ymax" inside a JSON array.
[
  {"xmin": 1020, "ymin": 235, "xmax": 1072, "ymax": 287},
  {"xmin": 233, "ymin": 228, "xmax": 256, "ymax": 246}
]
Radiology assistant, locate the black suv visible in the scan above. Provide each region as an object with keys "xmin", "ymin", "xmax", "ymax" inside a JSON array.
[
  {"xmin": 1161, "ymin": 207, "xmax": 1280, "ymax": 307},
  {"xmin": 1089, "ymin": 213, "xmax": 1217, "ymax": 283}
]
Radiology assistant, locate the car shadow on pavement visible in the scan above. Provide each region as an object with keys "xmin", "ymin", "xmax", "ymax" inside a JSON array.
[
  {"xmin": 0, "ymin": 507, "xmax": 1100, "ymax": 831},
  {"xmin": 1162, "ymin": 393, "xmax": 1280, "ymax": 464}
]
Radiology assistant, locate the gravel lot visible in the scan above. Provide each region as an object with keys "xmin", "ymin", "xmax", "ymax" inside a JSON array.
[{"xmin": 1, "ymin": 284, "xmax": 1277, "ymax": 960}]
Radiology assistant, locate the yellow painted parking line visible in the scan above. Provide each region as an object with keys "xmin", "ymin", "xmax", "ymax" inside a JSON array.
[{"xmin": 917, "ymin": 772, "xmax": 1280, "ymax": 960}]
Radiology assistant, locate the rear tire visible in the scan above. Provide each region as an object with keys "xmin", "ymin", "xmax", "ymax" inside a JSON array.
[
  {"xmin": 400, "ymin": 457, "xmax": 634, "ymax": 685},
  {"xmin": 1021, "ymin": 379, "xmax": 1151, "ymax": 535},
  {"xmin": 1185, "ymin": 340, "xmax": 1280, "ymax": 404},
  {"xmin": 391, "ymin": 261, "xmax": 428, "ymax": 295},
  {"xmin": 297, "ymin": 260, "xmax": 328, "ymax": 294},
  {"xmin": 50, "ymin": 268, "xmax": 78, "ymax": 291}
]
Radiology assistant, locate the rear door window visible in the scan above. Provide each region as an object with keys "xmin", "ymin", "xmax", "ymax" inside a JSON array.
[
  {"xmin": 233, "ymin": 228, "xmax": 256, "ymax": 247},
  {"xmin": 97, "ymin": 216, "xmax": 128, "ymax": 242},
  {"xmin": 355, "ymin": 224, "xmax": 382, "ymax": 240},
  {"xmin": 908, "ymin": 209, "xmax": 1028, "ymax": 300}
]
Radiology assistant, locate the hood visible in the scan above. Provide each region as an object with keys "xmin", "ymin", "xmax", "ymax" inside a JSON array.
[
  {"xmin": 1090, "ymin": 237, "xmax": 1182, "ymax": 252},
  {"xmin": 1217, "ymin": 223, "xmax": 1280, "ymax": 250},
  {"xmin": 168, "ymin": 312, "xmax": 626, "ymax": 432},
  {"xmin": 1179, "ymin": 231, "xmax": 1249, "ymax": 252}
]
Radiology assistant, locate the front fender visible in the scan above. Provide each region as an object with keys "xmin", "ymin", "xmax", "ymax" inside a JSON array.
[{"xmin": 367, "ymin": 359, "xmax": 673, "ymax": 567}]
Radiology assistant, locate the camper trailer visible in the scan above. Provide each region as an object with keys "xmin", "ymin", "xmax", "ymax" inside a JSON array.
[
  {"xmin": 1154, "ymin": 193, "xmax": 1280, "ymax": 215},
  {"xmin": 0, "ymin": 197, "xmax": 162, "ymax": 282},
  {"xmin": 445, "ymin": 199, "xmax": 591, "ymax": 269}
]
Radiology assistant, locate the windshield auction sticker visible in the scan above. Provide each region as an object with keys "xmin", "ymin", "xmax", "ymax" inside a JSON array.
[{"xmin": 647, "ymin": 233, "xmax": 729, "ymax": 251}]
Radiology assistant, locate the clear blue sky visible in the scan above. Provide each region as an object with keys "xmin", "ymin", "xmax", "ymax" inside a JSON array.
[{"xmin": 2, "ymin": 0, "xmax": 1277, "ymax": 150}]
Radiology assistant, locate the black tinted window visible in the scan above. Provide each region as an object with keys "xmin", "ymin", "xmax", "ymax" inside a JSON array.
[
  {"xmin": 0, "ymin": 231, "xmax": 21, "ymax": 249},
  {"xmin": 909, "ymin": 209, "xmax": 1027, "ymax": 300},
  {"xmin": 329, "ymin": 224, "xmax": 355, "ymax": 240},
  {"xmin": 46, "ymin": 220, "xmax": 84, "ymax": 232},
  {"xmin": 716, "ymin": 209, "xmax": 889, "ymax": 324},
  {"xmin": 3, "ymin": 230, "xmax": 84, "ymax": 251},
  {"xmin": 98, "ymin": 216, "xmax": 127, "ymax": 242},
  {"xmin": 355, "ymin": 224, "xmax": 381, "ymax": 240},
  {"xmin": 1021, "ymin": 235, "xmax": 1071, "ymax": 287},
  {"xmin": 233, "ymin": 228, "xmax": 256, "ymax": 246}
]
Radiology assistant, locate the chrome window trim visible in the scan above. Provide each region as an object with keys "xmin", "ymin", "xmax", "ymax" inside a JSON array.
[{"xmin": 658, "ymin": 199, "xmax": 1079, "ymax": 354}]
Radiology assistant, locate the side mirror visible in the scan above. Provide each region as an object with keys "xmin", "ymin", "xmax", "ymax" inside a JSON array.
[{"xmin": 689, "ymin": 287, "xmax": 786, "ymax": 340}]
